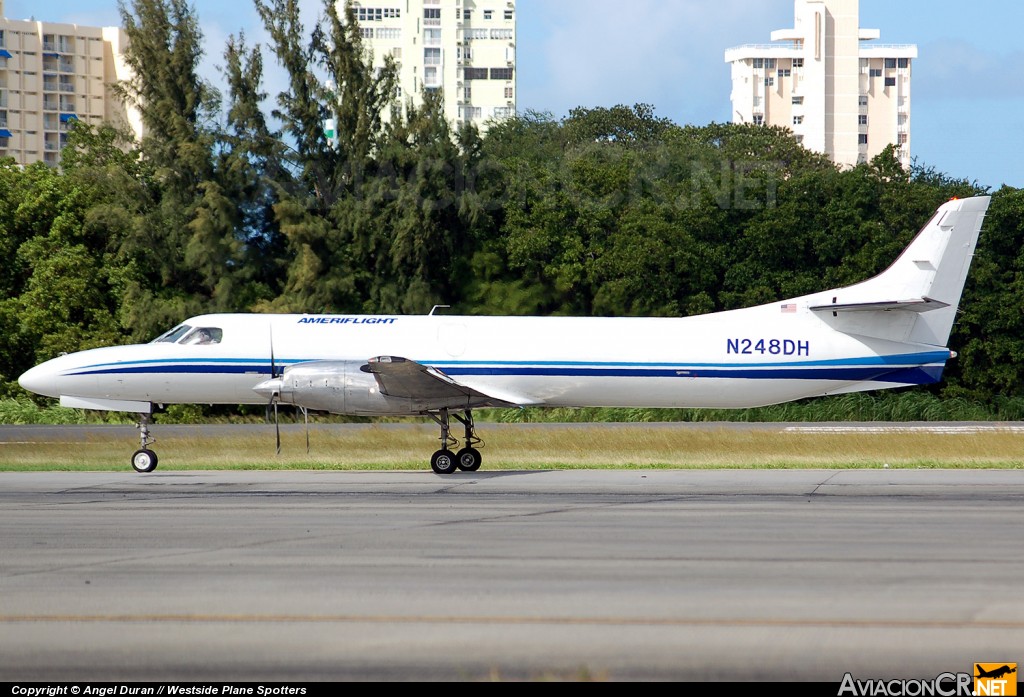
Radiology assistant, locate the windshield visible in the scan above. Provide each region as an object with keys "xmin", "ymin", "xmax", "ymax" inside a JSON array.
[{"xmin": 152, "ymin": 324, "xmax": 192, "ymax": 344}]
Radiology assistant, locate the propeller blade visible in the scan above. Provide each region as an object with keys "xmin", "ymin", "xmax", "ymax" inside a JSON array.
[
  {"xmin": 269, "ymin": 325, "xmax": 278, "ymax": 378},
  {"xmin": 274, "ymin": 398, "xmax": 280, "ymax": 456},
  {"xmin": 303, "ymin": 406, "xmax": 309, "ymax": 454}
]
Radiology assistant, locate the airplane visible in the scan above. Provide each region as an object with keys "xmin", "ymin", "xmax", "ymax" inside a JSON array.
[
  {"xmin": 17, "ymin": 195, "xmax": 990, "ymax": 475},
  {"xmin": 975, "ymin": 665, "xmax": 1016, "ymax": 680}
]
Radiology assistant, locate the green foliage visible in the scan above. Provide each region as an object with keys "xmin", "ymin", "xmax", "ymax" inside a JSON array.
[{"xmin": 0, "ymin": 1, "xmax": 1020, "ymax": 421}]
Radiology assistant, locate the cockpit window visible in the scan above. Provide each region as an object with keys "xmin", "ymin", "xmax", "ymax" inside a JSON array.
[
  {"xmin": 180, "ymin": 327, "xmax": 223, "ymax": 345},
  {"xmin": 152, "ymin": 324, "xmax": 192, "ymax": 344}
]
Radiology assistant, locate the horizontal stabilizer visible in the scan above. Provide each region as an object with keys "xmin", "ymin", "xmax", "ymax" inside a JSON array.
[{"xmin": 809, "ymin": 297, "xmax": 950, "ymax": 314}]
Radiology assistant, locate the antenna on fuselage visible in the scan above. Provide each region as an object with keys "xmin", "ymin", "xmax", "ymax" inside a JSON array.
[{"xmin": 429, "ymin": 305, "xmax": 451, "ymax": 316}]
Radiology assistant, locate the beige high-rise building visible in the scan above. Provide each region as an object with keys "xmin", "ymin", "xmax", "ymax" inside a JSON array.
[
  {"xmin": 725, "ymin": 0, "xmax": 916, "ymax": 169},
  {"xmin": 0, "ymin": 0, "xmax": 140, "ymax": 167},
  {"xmin": 349, "ymin": 0, "xmax": 516, "ymax": 132}
]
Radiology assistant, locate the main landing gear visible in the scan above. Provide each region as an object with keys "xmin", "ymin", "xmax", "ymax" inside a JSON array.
[
  {"xmin": 428, "ymin": 409, "xmax": 482, "ymax": 475},
  {"xmin": 131, "ymin": 412, "xmax": 158, "ymax": 473}
]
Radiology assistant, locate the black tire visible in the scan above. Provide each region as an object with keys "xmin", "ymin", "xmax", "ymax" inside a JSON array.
[
  {"xmin": 456, "ymin": 447, "xmax": 482, "ymax": 472},
  {"xmin": 131, "ymin": 449, "xmax": 158, "ymax": 473},
  {"xmin": 431, "ymin": 449, "xmax": 458, "ymax": 475}
]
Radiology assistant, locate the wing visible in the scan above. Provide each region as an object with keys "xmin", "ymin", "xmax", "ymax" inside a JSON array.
[{"xmin": 361, "ymin": 356, "xmax": 535, "ymax": 408}]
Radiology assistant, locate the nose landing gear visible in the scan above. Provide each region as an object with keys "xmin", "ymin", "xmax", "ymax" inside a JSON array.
[{"xmin": 131, "ymin": 412, "xmax": 158, "ymax": 473}]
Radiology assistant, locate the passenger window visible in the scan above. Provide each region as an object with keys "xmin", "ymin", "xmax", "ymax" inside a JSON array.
[{"xmin": 180, "ymin": 327, "xmax": 223, "ymax": 345}]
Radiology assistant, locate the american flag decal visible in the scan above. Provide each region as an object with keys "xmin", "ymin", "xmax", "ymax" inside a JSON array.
[{"xmin": 781, "ymin": 303, "xmax": 797, "ymax": 313}]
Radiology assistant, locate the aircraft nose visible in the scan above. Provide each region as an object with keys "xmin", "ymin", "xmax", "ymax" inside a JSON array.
[
  {"xmin": 18, "ymin": 362, "xmax": 62, "ymax": 398},
  {"xmin": 253, "ymin": 377, "xmax": 285, "ymax": 402}
]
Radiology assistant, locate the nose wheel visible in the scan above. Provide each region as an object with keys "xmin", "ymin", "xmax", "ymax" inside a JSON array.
[
  {"xmin": 429, "ymin": 409, "xmax": 483, "ymax": 474},
  {"xmin": 131, "ymin": 412, "xmax": 158, "ymax": 473},
  {"xmin": 131, "ymin": 448, "xmax": 158, "ymax": 473}
]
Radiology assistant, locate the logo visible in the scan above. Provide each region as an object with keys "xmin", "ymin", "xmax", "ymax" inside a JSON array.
[{"xmin": 974, "ymin": 664, "xmax": 1017, "ymax": 696}]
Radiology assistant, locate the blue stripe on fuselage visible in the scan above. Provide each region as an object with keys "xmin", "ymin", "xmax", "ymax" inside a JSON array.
[{"xmin": 63, "ymin": 357, "xmax": 947, "ymax": 385}]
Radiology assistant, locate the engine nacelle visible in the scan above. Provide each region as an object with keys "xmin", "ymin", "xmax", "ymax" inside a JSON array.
[{"xmin": 267, "ymin": 361, "xmax": 451, "ymax": 416}]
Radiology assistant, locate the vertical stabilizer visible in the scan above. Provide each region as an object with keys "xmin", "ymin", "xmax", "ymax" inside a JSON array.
[{"xmin": 808, "ymin": 196, "xmax": 990, "ymax": 346}]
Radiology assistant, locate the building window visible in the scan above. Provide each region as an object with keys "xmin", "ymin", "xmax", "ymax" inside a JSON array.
[
  {"xmin": 490, "ymin": 29, "xmax": 513, "ymax": 39},
  {"xmin": 357, "ymin": 7, "xmax": 385, "ymax": 22},
  {"xmin": 885, "ymin": 58, "xmax": 897, "ymax": 69},
  {"xmin": 869, "ymin": 68, "xmax": 882, "ymax": 77},
  {"xmin": 424, "ymin": 47, "xmax": 441, "ymax": 65},
  {"xmin": 466, "ymin": 28, "xmax": 488, "ymax": 40},
  {"xmin": 464, "ymin": 67, "xmax": 487, "ymax": 80},
  {"xmin": 490, "ymin": 67, "xmax": 513, "ymax": 80},
  {"xmin": 424, "ymin": 28, "xmax": 441, "ymax": 45},
  {"xmin": 504, "ymin": 86, "xmax": 513, "ymax": 99},
  {"xmin": 460, "ymin": 106, "xmax": 482, "ymax": 119},
  {"xmin": 792, "ymin": 58, "xmax": 803, "ymax": 68},
  {"xmin": 360, "ymin": 27, "xmax": 373, "ymax": 39},
  {"xmin": 424, "ymin": 66, "xmax": 438, "ymax": 85},
  {"xmin": 424, "ymin": 8, "xmax": 440, "ymax": 23},
  {"xmin": 764, "ymin": 76, "xmax": 774, "ymax": 87},
  {"xmin": 792, "ymin": 95, "xmax": 803, "ymax": 105},
  {"xmin": 793, "ymin": 115, "xmax": 803, "ymax": 125},
  {"xmin": 898, "ymin": 58, "xmax": 909, "ymax": 69},
  {"xmin": 777, "ymin": 69, "xmax": 791, "ymax": 78},
  {"xmin": 752, "ymin": 58, "xmax": 763, "ymax": 69},
  {"xmin": 885, "ymin": 77, "xmax": 896, "ymax": 87},
  {"xmin": 505, "ymin": 10, "xmax": 514, "ymax": 20},
  {"xmin": 494, "ymin": 106, "xmax": 514, "ymax": 118},
  {"xmin": 752, "ymin": 114, "xmax": 764, "ymax": 126},
  {"xmin": 753, "ymin": 96, "xmax": 762, "ymax": 107},
  {"xmin": 464, "ymin": 9, "xmax": 472, "ymax": 20},
  {"xmin": 464, "ymin": 86, "xmax": 471, "ymax": 100},
  {"xmin": 898, "ymin": 133, "xmax": 908, "ymax": 145},
  {"xmin": 859, "ymin": 95, "xmax": 868, "ymax": 107},
  {"xmin": 483, "ymin": 10, "xmax": 493, "ymax": 20},
  {"xmin": 858, "ymin": 134, "xmax": 868, "ymax": 145},
  {"xmin": 858, "ymin": 114, "xmax": 867, "ymax": 125}
]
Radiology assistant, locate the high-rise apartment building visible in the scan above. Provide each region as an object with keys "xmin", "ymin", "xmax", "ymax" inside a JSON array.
[
  {"xmin": 350, "ymin": 0, "xmax": 516, "ymax": 131},
  {"xmin": 0, "ymin": 0, "xmax": 140, "ymax": 167},
  {"xmin": 724, "ymin": 0, "xmax": 916, "ymax": 168}
]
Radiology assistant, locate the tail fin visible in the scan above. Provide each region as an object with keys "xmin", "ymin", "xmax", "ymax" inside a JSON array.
[{"xmin": 807, "ymin": 195, "xmax": 990, "ymax": 347}]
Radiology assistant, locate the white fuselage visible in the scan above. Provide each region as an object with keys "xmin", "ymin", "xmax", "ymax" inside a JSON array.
[{"xmin": 19, "ymin": 304, "xmax": 950, "ymax": 413}]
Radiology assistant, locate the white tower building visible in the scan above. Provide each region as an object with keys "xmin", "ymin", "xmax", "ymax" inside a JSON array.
[
  {"xmin": 0, "ymin": 0, "xmax": 141, "ymax": 166},
  {"xmin": 350, "ymin": 0, "xmax": 516, "ymax": 132},
  {"xmin": 725, "ymin": 0, "xmax": 916, "ymax": 169}
]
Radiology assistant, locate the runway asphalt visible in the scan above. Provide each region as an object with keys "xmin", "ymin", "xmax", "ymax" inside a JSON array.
[{"xmin": 2, "ymin": 469, "xmax": 1023, "ymax": 682}]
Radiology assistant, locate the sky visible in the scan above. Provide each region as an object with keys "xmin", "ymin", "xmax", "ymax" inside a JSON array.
[{"xmin": 9, "ymin": 0, "xmax": 1023, "ymax": 189}]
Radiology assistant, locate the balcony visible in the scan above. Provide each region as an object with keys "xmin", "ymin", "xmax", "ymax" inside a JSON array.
[{"xmin": 60, "ymin": 82, "xmax": 75, "ymax": 93}]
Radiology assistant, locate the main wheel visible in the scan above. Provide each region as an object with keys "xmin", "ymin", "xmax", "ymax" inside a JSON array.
[
  {"xmin": 456, "ymin": 447, "xmax": 482, "ymax": 472},
  {"xmin": 131, "ymin": 448, "xmax": 158, "ymax": 473},
  {"xmin": 431, "ymin": 449, "xmax": 458, "ymax": 475}
]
